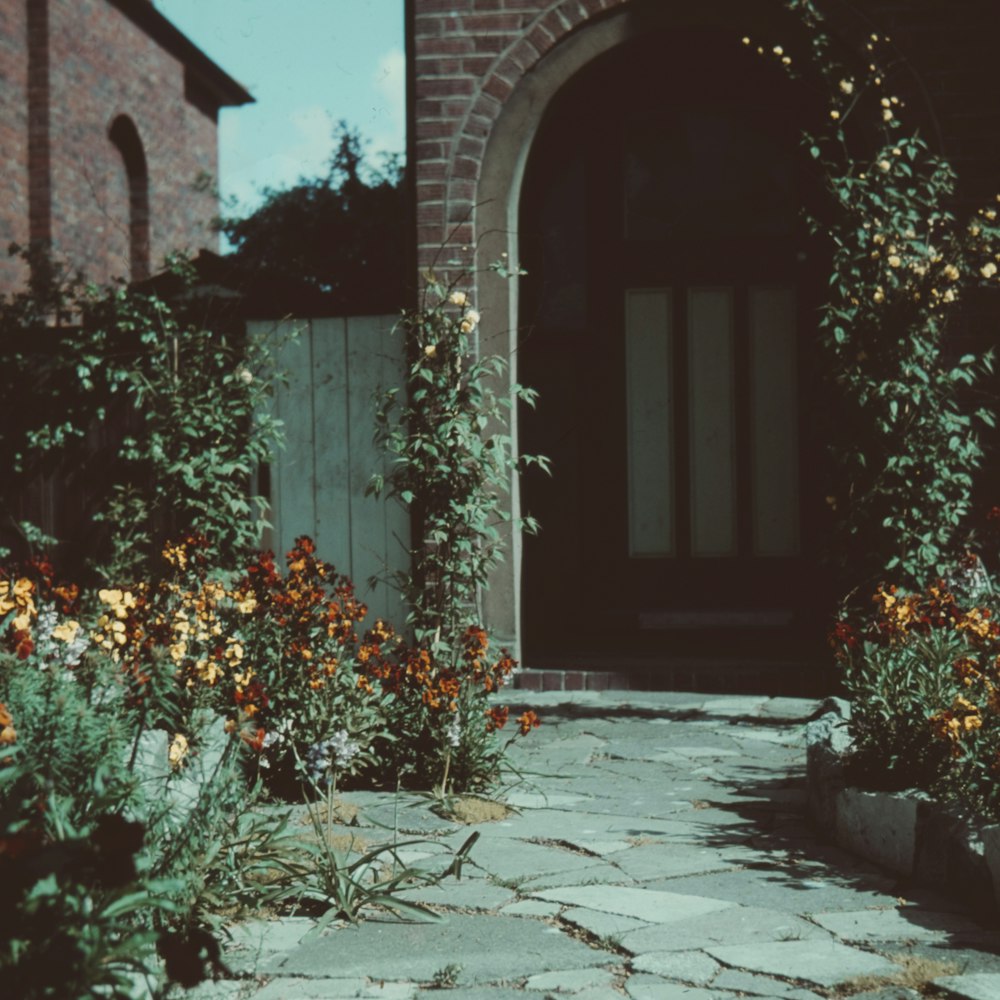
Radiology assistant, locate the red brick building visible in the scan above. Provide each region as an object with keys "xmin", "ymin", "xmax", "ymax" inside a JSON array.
[
  {"xmin": 407, "ymin": 0, "xmax": 1000, "ymax": 683},
  {"xmin": 0, "ymin": 0, "xmax": 251, "ymax": 293}
]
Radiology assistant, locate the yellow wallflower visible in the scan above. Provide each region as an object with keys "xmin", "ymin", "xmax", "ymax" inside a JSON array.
[{"xmin": 51, "ymin": 620, "xmax": 80, "ymax": 644}]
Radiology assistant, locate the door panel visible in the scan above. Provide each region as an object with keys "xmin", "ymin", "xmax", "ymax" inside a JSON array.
[
  {"xmin": 688, "ymin": 287, "xmax": 737, "ymax": 557},
  {"xmin": 625, "ymin": 288, "xmax": 674, "ymax": 557}
]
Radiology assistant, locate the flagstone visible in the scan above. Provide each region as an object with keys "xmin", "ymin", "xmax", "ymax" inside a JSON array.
[
  {"xmin": 933, "ymin": 975, "xmax": 1000, "ymax": 1000},
  {"xmin": 705, "ymin": 939, "xmax": 898, "ymax": 988},
  {"xmin": 811, "ymin": 907, "xmax": 993, "ymax": 944},
  {"xmin": 631, "ymin": 949, "xmax": 721, "ymax": 984},
  {"xmin": 529, "ymin": 885, "xmax": 734, "ymax": 923}
]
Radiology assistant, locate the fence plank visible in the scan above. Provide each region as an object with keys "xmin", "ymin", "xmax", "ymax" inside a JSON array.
[
  {"xmin": 251, "ymin": 314, "xmax": 409, "ymax": 626},
  {"xmin": 310, "ymin": 317, "xmax": 352, "ymax": 572}
]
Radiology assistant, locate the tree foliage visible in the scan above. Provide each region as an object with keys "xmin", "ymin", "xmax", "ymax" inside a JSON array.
[{"xmin": 221, "ymin": 125, "xmax": 407, "ymax": 315}]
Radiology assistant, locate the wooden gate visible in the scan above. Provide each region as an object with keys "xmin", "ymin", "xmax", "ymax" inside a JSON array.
[{"xmin": 247, "ymin": 315, "xmax": 409, "ymax": 626}]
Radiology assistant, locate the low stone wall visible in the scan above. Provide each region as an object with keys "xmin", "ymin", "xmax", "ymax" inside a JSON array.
[{"xmin": 806, "ymin": 700, "xmax": 1000, "ymax": 917}]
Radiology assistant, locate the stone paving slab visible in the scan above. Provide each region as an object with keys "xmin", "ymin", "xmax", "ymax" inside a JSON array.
[
  {"xmin": 705, "ymin": 939, "xmax": 900, "ymax": 988},
  {"xmin": 523, "ymin": 966, "xmax": 620, "ymax": 992},
  {"xmin": 631, "ymin": 948, "xmax": 721, "ymax": 983},
  {"xmin": 642, "ymin": 866, "xmax": 907, "ymax": 913},
  {"xmin": 618, "ymin": 905, "xmax": 829, "ymax": 953},
  {"xmin": 811, "ymin": 906, "xmax": 997, "ymax": 945},
  {"xmin": 625, "ymin": 976, "xmax": 732, "ymax": 999},
  {"xmin": 603, "ymin": 842, "xmax": 735, "ymax": 880},
  {"xmin": 254, "ymin": 978, "xmax": 416, "ymax": 999},
  {"xmin": 528, "ymin": 885, "xmax": 735, "ymax": 923},
  {"xmin": 270, "ymin": 913, "xmax": 618, "ymax": 983},
  {"xmin": 204, "ymin": 692, "xmax": 1000, "ymax": 1000},
  {"xmin": 935, "ymin": 973, "xmax": 1000, "ymax": 999},
  {"xmin": 710, "ymin": 969, "xmax": 824, "ymax": 998}
]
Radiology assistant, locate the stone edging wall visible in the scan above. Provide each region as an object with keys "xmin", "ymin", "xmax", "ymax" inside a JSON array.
[{"xmin": 806, "ymin": 700, "xmax": 1000, "ymax": 917}]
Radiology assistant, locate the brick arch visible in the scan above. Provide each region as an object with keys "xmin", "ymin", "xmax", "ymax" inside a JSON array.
[
  {"xmin": 435, "ymin": 0, "xmax": 632, "ymax": 262},
  {"xmin": 456, "ymin": 4, "xmax": 642, "ymax": 654},
  {"xmin": 418, "ymin": 0, "xmax": 795, "ymax": 652},
  {"xmin": 108, "ymin": 114, "xmax": 150, "ymax": 281}
]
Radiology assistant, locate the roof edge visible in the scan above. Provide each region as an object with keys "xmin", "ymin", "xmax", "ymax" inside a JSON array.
[{"xmin": 106, "ymin": 0, "xmax": 254, "ymax": 108}]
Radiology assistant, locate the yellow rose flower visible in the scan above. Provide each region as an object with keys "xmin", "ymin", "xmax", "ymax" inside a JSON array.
[{"xmin": 168, "ymin": 733, "xmax": 189, "ymax": 769}]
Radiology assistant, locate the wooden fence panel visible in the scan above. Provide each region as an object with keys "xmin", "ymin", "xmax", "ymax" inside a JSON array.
[{"xmin": 247, "ymin": 315, "xmax": 409, "ymax": 626}]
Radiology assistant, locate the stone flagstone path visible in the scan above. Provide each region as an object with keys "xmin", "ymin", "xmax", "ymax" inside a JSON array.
[{"xmin": 192, "ymin": 691, "xmax": 1000, "ymax": 1000}]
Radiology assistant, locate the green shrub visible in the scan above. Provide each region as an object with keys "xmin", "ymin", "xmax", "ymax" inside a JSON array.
[
  {"xmin": 831, "ymin": 567, "xmax": 1000, "ymax": 818},
  {"xmin": 0, "ymin": 251, "xmax": 282, "ymax": 579}
]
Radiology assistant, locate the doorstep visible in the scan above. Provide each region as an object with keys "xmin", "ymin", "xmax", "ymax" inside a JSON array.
[
  {"xmin": 515, "ymin": 659, "xmax": 835, "ymax": 696},
  {"xmin": 807, "ymin": 699, "xmax": 1000, "ymax": 917}
]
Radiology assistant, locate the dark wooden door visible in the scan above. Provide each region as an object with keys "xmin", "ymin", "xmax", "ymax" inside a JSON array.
[{"xmin": 519, "ymin": 29, "xmax": 822, "ymax": 657}]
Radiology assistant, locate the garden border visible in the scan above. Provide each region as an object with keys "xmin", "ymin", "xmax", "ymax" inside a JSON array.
[{"xmin": 807, "ymin": 700, "xmax": 1000, "ymax": 917}]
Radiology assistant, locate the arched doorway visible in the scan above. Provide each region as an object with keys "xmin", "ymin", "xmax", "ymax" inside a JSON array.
[{"xmin": 517, "ymin": 27, "xmax": 825, "ymax": 666}]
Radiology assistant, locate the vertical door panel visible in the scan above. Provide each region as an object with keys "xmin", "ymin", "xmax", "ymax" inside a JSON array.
[
  {"xmin": 688, "ymin": 287, "xmax": 737, "ymax": 556},
  {"xmin": 625, "ymin": 289, "xmax": 674, "ymax": 556}
]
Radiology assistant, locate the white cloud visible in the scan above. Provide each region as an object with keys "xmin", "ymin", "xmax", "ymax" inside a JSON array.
[
  {"xmin": 369, "ymin": 47, "xmax": 406, "ymax": 160},
  {"xmin": 220, "ymin": 104, "xmax": 335, "ymax": 213}
]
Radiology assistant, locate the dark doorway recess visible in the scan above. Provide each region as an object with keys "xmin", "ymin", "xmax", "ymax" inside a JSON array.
[{"xmin": 518, "ymin": 27, "xmax": 831, "ymax": 673}]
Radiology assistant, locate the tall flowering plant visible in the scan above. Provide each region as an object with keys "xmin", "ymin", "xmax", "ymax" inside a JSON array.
[
  {"xmin": 370, "ymin": 268, "xmax": 548, "ymax": 660},
  {"xmin": 227, "ymin": 536, "xmax": 390, "ymax": 788},
  {"xmin": 360, "ymin": 621, "xmax": 539, "ymax": 791},
  {"xmin": 755, "ymin": 0, "xmax": 999, "ymax": 594}
]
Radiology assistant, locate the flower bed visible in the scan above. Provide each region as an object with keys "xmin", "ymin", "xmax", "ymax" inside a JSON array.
[
  {"xmin": 0, "ymin": 536, "xmax": 538, "ymax": 997},
  {"xmin": 807, "ymin": 698, "xmax": 1000, "ymax": 917}
]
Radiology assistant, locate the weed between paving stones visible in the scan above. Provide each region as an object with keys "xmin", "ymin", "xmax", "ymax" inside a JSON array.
[{"xmin": 823, "ymin": 953, "xmax": 960, "ymax": 997}]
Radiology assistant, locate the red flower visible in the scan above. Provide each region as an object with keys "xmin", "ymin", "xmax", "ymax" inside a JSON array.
[
  {"xmin": 13, "ymin": 631, "xmax": 33, "ymax": 660},
  {"xmin": 241, "ymin": 727, "xmax": 266, "ymax": 752},
  {"xmin": 485, "ymin": 706, "xmax": 509, "ymax": 732}
]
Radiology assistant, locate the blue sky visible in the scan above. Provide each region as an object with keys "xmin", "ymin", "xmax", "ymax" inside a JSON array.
[{"xmin": 154, "ymin": 0, "xmax": 406, "ymax": 214}]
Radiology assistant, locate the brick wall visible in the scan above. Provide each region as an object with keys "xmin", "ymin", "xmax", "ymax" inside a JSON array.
[
  {"xmin": 0, "ymin": 1, "xmax": 31, "ymax": 290},
  {"xmin": 0, "ymin": 0, "xmax": 224, "ymax": 293},
  {"xmin": 412, "ymin": 0, "xmax": 630, "ymax": 278},
  {"xmin": 412, "ymin": 0, "xmax": 1000, "ymax": 279},
  {"xmin": 47, "ymin": 0, "xmax": 218, "ymax": 285}
]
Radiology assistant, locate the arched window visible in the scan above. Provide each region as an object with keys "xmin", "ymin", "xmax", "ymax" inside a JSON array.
[{"xmin": 108, "ymin": 115, "xmax": 150, "ymax": 281}]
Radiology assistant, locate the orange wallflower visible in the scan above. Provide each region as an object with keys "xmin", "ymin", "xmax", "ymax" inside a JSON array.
[{"xmin": 517, "ymin": 710, "xmax": 541, "ymax": 735}]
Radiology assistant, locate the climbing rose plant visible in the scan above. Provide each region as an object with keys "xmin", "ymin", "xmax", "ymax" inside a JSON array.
[
  {"xmin": 370, "ymin": 266, "xmax": 549, "ymax": 661},
  {"xmin": 755, "ymin": 0, "xmax": 999, "ymax": 595}
]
